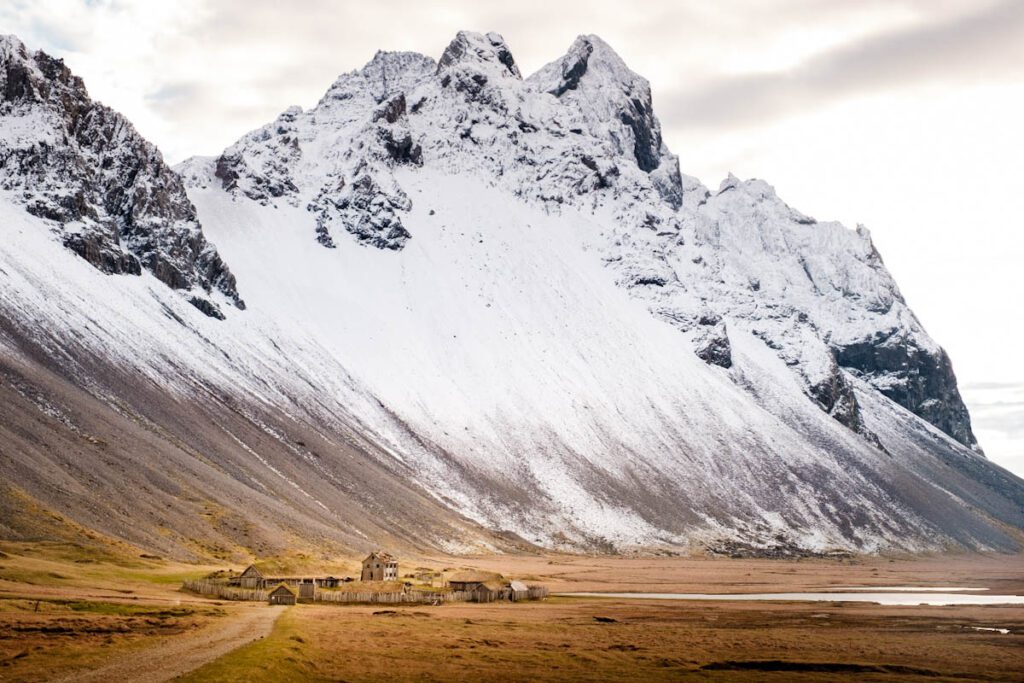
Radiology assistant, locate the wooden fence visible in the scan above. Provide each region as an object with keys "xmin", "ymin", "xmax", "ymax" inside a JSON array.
[
  {"xmin": 184, "ymin": 580, "xmax": 548, "ymax": 605},
  {"xmin": 182, "ymin": 579, "xmax": 268, "ymax": 601},
  {"xmin": 314, "ymin": 589, "xmax": 476, "ymax": 604},
  {"xmin": 521, "ymin": 586, "xmax": 550, "ymax": 601}
]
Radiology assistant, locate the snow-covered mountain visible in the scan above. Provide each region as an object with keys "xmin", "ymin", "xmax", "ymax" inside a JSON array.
[{"xmin": 1, "ymin": 32, "xmax": 1021, "ymax": 560}]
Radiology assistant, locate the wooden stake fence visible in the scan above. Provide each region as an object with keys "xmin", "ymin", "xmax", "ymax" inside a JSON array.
[{"xmin": 183, "ymin": 580, "xmax": 548, "ymax": 605}]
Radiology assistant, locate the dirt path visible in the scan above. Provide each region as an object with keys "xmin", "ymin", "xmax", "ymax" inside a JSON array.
[{"xmin": 51, "ymin": 604, "xmax": 284, "ymax": 683}]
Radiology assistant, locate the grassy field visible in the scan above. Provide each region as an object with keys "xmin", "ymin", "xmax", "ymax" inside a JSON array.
[
  {"xmin": 180, "ymin": 598, "xmax": 1024, "ymax": 682},
  {"xmin": 2, "ymin": 542, "xmax": 1023, "ymax": 681}
]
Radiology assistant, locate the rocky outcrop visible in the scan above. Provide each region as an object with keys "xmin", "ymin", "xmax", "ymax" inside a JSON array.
[
  {"xmin": 0, "ymin": 35, "xmax": 243, "ymax": 317},
  {"xmin": 312, "ymin": 173, "xmax": 411, "ymax": 250},
  {"xmin": 835, "ymin": 332, "xmax": 979, "ymax": 451},
  {"xmin": 437, "ymin": 31, "xmax": 521, "ymax": 80}
]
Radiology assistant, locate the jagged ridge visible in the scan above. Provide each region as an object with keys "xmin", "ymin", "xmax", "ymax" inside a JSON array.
[{"xmin": 0, "ymin": 35, "xmax": 243, "ymax": 318}]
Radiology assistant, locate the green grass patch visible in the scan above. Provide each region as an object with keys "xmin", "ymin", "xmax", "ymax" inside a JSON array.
[{"xmin": 178, "ymin": 608, "xmax": 321, "ymax": 683}]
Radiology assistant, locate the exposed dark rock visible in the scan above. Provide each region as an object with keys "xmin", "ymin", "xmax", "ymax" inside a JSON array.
[
  {"xmin": 379, "ymin": 127, "xmax": 423, "ymax": 165},
  {"xmin": 315, "ymin": 223, "xmax": 336, "ymax": 248},
  {"xmin": 547, "ymin": 39, "xmax": 593, "ymax": 97},
  {"xmin": 215, "ymin": 149, "xmax": 299, "ymax": 203},
  {"xmin": 808, "ymin": 359, "xmax": 863, "ymax": 432},
  {"xmin": 834, "ymin": 331, "xmax": 979, "ymax": 451},
  {"xmin": 187, "ymin": 296, "xmax": 225, "ymax": 320},
  {"xmin": 310, "ymin": 173, "xmax": 411, "ymax": 251},
  {"xmin": 62, "ymin": 231, "xmax": 141, "ymax": 276},
  {"xmin": 619, "ymin": 97, "xmax": 660, "ymax": 173},
  {"xmin": 214, "ymin": 154, "xmax": 240, "ymax": 191},
  {"xmin": 695, "ymin": 323, "xmax": 733, "ymax": 369},
  {"xmin": 373, "ymin": 93, "xmax": 407, "ymax": 124}
]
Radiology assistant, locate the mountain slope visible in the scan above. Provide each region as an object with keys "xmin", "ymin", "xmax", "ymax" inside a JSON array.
[{"xmin": 0, "ymin": 32, "xmax": 1020, "ymax": 559}]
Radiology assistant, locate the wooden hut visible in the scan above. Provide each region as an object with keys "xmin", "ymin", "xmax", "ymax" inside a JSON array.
[
  {"xmin": 268, "ymin": 584, "xmax": 297, "ymax": 605},
  {"xmin": 239, "ymin": 564, "xmax": 265, "ymax": 589},
  {"xmin": 508, "ymin": 580, "xmax": 530, "ymax": 601},
  {"xmin": 361, "ymin": 552, "xmax": 398, "ymax": 581},
  {"xmin": 448, "ymin": 570, "xmax": 506, "ymax": 600}
]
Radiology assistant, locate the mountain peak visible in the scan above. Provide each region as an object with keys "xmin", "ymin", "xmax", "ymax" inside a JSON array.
[
  {"xmin": 437, "ymin": 30, "xmax": 521, "ymax": 79},
  {"xmin": 359, "ymin": 50, "xmax": 436, "ymax": 101},
  {"xmin": 530, "ymin": 34, "xmax": 646, "ymax": 98},
  {"xmin": 529, "ymin": 33, "xmax": 678, "ymax": 194},
  {"xmin": 0, "ymin": 33, "xmax": 27, "ymax": 58}
]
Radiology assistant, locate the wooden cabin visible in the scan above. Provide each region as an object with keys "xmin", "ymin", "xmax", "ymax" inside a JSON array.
[
  {"xmin": 508, "ymin": 580, "xmax": 530, "ymax": 601},
  {"xmin": 447, "ymin": 570, "xmax": 507, "ymax": 600},
  {"xmin": 361, "ymin": 552, "xmax": 398, "ymax": 581},
  {"xmin": 239, "ymin": 564, "xmax": 265, "ymax": 589},
  {"xmin": 268, "ymin": 584, "xmax": 297, "ymax": 605}
]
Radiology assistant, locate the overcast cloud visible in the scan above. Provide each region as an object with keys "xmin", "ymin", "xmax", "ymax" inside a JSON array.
[
  {"xmin": 665, "ymin": 0, "xmax": 1024, "ymax": 128},
  {"xmin": 2, "ymin": 0, "xmax": 1022, "ymax": 475}
]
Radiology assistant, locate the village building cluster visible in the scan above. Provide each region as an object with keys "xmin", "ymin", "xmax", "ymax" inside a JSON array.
[{"xmin": 217, "ymin": 552, "xmax": 544, "ymax": 606}]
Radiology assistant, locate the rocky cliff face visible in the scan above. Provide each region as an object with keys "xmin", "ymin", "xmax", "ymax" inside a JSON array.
[
  {"xmin": 181, "ymin": 31, "xmax": 977, "ymax": 451},
  {"xmin": 0, "ymin": 35, "xmax": 243, "ymax": 318}
]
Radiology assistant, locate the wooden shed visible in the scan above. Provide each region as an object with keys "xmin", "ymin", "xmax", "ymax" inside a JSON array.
[
  {"xmin": 508, "ymin": 580, "xmax": 530, "ymax": 601},
  {"xmin": 268, "ymin": 584, "xmax": 297, "ymax": 605},
  {"xmin": 448, "ymin": 570, "xmax": 507, "ymax": 600},
  {"xmin": 239, "ymin": 564, "xmax": 265, "ymax": 589},
  {"xmin": 361, "ymin": 552, "xmax": 398, "ymax": 582}
]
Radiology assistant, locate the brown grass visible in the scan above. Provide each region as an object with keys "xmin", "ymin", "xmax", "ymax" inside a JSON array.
[
  {"xmin": 184, "ymin": 598, "xmax": 1024, "ymax": 681},
  {"xmin": 0, "ymin": 597, "xmax": 226, "ymax": 681},
  {"xmin": 2, "ymin": 544, "xmax": 1023, "ymax": 681}
]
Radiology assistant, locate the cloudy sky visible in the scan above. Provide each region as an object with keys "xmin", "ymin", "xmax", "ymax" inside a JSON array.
[{"xmin": 4, "ymin": 0, "xmax": 1022, "ymax": 474}]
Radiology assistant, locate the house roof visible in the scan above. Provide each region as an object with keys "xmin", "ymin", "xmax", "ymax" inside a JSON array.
[
  {"xmin": 269, "ymin": 583, "xmax": 296, "ymax": 596},
  {"xmin": 363, "ymin": 551, "xmax": 396, "ymax": 564},
  {"xmin": 480, "ymin": 580, "xmax": 506, "ymax": 592},
  {"xmin": 240, "ymin": 564, "xmax": 263, "ymax": 577},
  {"xmin": 509, "ymin": 580, "xmax": 529, "ymax": 592},
  {"xmin": 448, "ymin": 570, "xmax": 504, "ymax": 583}
]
